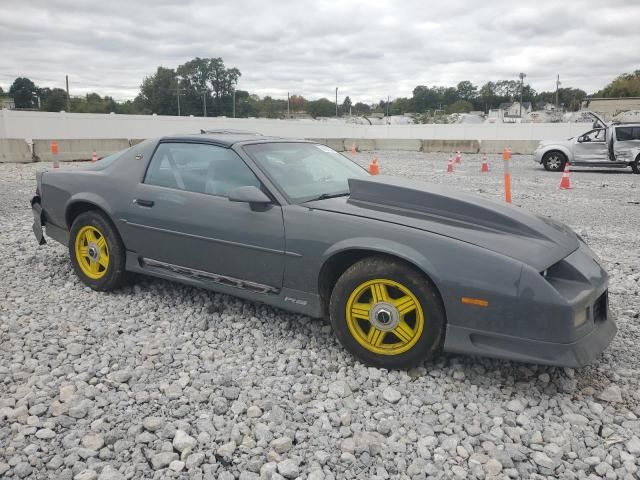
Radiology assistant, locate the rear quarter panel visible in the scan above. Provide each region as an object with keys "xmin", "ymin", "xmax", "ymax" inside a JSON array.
[{"xmin": 40, "ymin": 140, "xmax": 157, "ymax": 245}]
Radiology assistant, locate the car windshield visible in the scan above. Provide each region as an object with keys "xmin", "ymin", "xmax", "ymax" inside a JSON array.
[{"xmin": 243, "ymin": 142, "xmax": 369, "ymax": 202}]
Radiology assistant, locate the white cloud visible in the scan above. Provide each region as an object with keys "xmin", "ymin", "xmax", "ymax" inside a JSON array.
[{"xmin": 1, "ymin": 0, "xmax": 638, "ymax": 103}]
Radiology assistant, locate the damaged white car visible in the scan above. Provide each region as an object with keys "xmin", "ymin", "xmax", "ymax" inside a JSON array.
[{"xmin": 534, "ymin": 112, "xmax": 640, "ymax": 174}]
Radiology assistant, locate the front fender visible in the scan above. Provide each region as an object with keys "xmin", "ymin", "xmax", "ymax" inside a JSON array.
[
  {"xmin": 541, "ymin": 144, "xmax": 573, "ymax": 162},
  {"xmin": 321, "ymin": 237, "xmax": 442, "ymax": 286}
]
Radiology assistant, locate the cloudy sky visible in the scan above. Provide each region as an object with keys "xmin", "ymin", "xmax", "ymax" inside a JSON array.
[{"xmin": 1, "ymin": 0, "xmax": 638, "ymax": 103}]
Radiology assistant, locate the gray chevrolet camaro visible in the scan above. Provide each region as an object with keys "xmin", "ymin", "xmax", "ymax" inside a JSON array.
[{"xmin": 31, "ymin": 133, "xmax": 616, "ymax": 369}]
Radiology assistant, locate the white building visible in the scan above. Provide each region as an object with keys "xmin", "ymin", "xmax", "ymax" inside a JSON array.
[
  {"xmin": 498, "ymin": 101, "xmax": 532, "ymax": 123},
  {"xmin": 0, "ymin": 97, "xmax": 16, "ymax": 110}
]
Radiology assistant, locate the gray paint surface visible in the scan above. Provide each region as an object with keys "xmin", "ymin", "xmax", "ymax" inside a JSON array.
[{"xmin": 33, "ymin": 133, "xmax": 616, "ymax": 367}]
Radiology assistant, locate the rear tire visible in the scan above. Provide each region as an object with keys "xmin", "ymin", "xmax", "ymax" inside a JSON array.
[
  {"xmin": 329, "ymin": 256, "xmax": 446, "ymax": 369},
  {"xmin": 542, "ymin": 151, "xmax": 567, "ymax": 172},
  {"xmin": 69, "ymin": 211, "xmax": 127, "ymax": 291}
]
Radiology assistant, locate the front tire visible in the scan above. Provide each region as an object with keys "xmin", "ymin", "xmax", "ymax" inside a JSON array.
[
  {"xmin": 542, "ymin": 151, "xmax": 567, "ymax": 171},
  {"xmin": 69, "ymin": 211, "xmax": 127, "ymax": 291},
  {"xmin": 329, "ymin": 256, "xmax": 445, "ymax": 369},
  {"xmin": 632, "ymin": 156, "xmax": 640, "ymax": 174}
]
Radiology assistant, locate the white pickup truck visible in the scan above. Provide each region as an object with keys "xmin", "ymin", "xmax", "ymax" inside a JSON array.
[{"xmin": 534, "ymin": 112, "xmax": 640, "ymax": 174}]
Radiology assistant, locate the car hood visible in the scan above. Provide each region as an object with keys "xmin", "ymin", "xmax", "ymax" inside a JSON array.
[{"xmin": 306, "ymin": 176, "xmax": 579, "ymax": 271}]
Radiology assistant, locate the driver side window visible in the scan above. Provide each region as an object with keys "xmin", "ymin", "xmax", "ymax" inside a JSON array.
[
  {"xmin": 144, "ymin": 142, "xmax": 261, "ymax": 197},
  {"xmin": 583, "ymin": 129, "xmax": 604, "ymax": 142}
]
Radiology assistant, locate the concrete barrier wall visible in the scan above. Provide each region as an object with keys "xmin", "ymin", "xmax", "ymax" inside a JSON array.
[
  {"xmin": 422, "ymin": 140, "xmax": 481, "ymax": 153},
  {"xmin": 375, "ymin": 139, "xmax": 422, "ymax": 151},
  {"xmin": 0, "ymin": 136, "xmax": 542, "ymax": 163},
  {"xmin": 480, "ymin": 140, "xmax": 540, "ymax": 154},
  {"xmin": 33, "ymin": 139, "xmax": 131, "ymax": 162},
  {"xmin": 343, "ymin": 138, "xmax": 377, "ymax": 151},
  {"xmin": 1, "ymin": 110, "xmax": 591, "ymax": 142},
  {"xmin": 0, "ymin": 139, "xmax": 32, "ymax": 163}
]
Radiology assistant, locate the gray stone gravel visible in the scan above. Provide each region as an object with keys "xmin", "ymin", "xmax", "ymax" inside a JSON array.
[{"xmin": 0, "ymin": 154, "xmax": 639, "ymax": 479}]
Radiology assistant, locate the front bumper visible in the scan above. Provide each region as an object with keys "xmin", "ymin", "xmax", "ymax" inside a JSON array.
[
  {"xmin": 444, "ymin": 309, "xmax": 616, "ymax": 367},
  {"xmin": 533, "ymin": 147, "xmax": 544, "ymax": 164},
  {"xmin": 444, "ymin": 241, "xmax": 617, "ymax": 368}
]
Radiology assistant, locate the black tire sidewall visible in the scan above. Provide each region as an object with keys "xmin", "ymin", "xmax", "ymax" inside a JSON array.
[
  {"xmin": 632, "ymin": 158, "xmax": 640, "ymax": 174},
  {"xmin": 329, "ymin": 257, "xmax": 446, "ymax": 369},
  {"xmin": 543, "ymin": 152, "xmax": 566, "ymax": 172},
  {"xmin": 69, "ymin": 211, "xmax": 126, "ymax": 291}
]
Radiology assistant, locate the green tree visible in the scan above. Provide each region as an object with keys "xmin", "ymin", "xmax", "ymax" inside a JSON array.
[
  {"xmin": 233, "ymin": 91, "xmax": 259, "ymax": 117},
  {"xmin": 9, "ymin": 77, "xmax": 37, "ymax": 108},
  {"xmin": 412, "ymin": 85, "xmax": 453, "ymax": 113},
  {"xmin": 342, "ymin": 96, "xmax": 352, "ymax": 115},
  {"xmin": 307, "ymin": 98, "xmax": 336, "ymax": 118},
  {"xmin": 40, "ymin": 88, "xmax": 67, "ymax": 111},
  {"xmin": 176, "ymin": 57, "xmax": 241, "ymax": 116},
  {"xmin": 390, "ymin": 97, "xmax": 414, "ymax": 115},
  {"xmin": 352, "ymin": 102, "xmax": 371, "ymax": 115},
  {"xmin": 446, "ymin": 100, "xmax": 473, "ymax": 114},
  {"xmin": 456, "ymin": 81, "xmax": 477, "ymax": 101},
  {"xmin": 595, "ymin": 70, "xmax": 640, "ymax": 98},
  {"xmin": 478, "ymin": 81, "xmax": 507, "ymax": 111},
  {"xmin": 136, "ymin": 67, "xmax": 179, "ymax": 115},
  {"xmin": 289, "ymin": 94, "xmax": 307, "ymax": 112}
]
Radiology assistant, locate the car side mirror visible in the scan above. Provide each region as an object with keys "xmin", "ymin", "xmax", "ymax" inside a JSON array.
[
  {"xmin": 228, "ymin": 186, "xmax": 271, "ymax": 204},
  {"xmin": 577, "ymin": 135, "xmax": 584, "ymax": 143}
]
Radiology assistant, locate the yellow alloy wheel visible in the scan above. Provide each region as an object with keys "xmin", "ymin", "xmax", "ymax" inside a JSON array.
[
  {"xmin": 345, "ymin": 278, "xmax": 424, "ymax": 355},
  {"xmin": 74, "ymin": 225, "xmax": 109, "ymax": 280}
]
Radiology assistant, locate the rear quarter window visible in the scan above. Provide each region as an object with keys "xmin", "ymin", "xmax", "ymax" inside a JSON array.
[{"xmin": 616, "ymin": 127, "xmax": 634, "ymax": 141}]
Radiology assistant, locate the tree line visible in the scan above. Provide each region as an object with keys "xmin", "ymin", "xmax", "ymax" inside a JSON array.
[{"xmin": 2, "ymin": 60, "xmax": 640, "ymax": 118}]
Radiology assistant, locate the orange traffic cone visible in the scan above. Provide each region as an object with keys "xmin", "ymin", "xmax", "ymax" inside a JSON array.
[
  {"xmin": 559, "ymin": 163, "xmax": 572, "ymax": 189},
  {"xmin": 91, "ymin": 149, "xmax": 97, "ymax": 163},
  {"xmin": 51, "ymin": 140, "xmax": 59, "ymax": 169},
  {"xmin": 454, "ymin": 151, "xmax": 462, "ymax": 164},
  {"xmin": 369, "ymin": 158, "xmax": 380, "ymax": 175},
  {"xmin": 350, "ymin": 144, "xmax": 357, "ymax": 156},
  {"xmin": 481, "ymin": 154, "xmax": 489, "ymax": 172},
  {"xmin": 447, "ymin": 158, "xmax": 454, "ymax": 173}
]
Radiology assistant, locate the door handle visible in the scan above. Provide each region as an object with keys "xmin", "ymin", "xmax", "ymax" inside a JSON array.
[{"xmin": 133, "ymin": 199, "xmax": 154, "ymax": 207}]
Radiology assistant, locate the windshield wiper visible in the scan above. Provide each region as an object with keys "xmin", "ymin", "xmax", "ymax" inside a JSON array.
[{"xmin": 307, "ymin": 192, "xmax": 350, "ymax": 202}]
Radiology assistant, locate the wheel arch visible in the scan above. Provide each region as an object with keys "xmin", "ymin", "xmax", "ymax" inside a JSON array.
[
  {"xmin": 317, "ymin": 244, "xmax": 446, "ymax": 319},
  {"xmin": 65, "ymin": 194, "xmax": 116, "ymax": 230},
  {"xmin": 542, "ymin": 147, "xmax": 570, "ymax": 162}
]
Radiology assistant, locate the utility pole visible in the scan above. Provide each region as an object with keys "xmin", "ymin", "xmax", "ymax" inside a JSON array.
[
  {"xmin": 518, "ymin": 72, "xmax": 526, "ymax": 119},
  {"xmin": 335, "ymin": 87, "xmax": 338, "ymax": 117},
  {"xmin": 386, "ymin": 95, "xmax": 390, "ymax": 118},
  {"xmin": 65, "ymin": 75, "xmax": 71, "ymax": 112},
  {"xmin": 287, "ymin": 91, "xmax": 290, "ymax": 117},
  {"xmin": 177, "ymin": 84, "xmax": 181, "ymax": 116},
  {"xmin": 202, "ymin": 92, "xmax": 207, "ymax": 117},
  {"xmin": 175, "ymin": 76, "xmax": 186, "ymax": 116},
  {"xmin": 232, "ymin": 80, "xmax": 238, "ymax": 118},
  {"xmin": 555, "ymin": 74, "xmax": 561, "ymax": 109}
]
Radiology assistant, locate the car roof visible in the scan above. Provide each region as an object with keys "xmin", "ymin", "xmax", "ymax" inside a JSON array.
[{"xmin": 159, "ymin": 132, "xmax": 309, "ymax": 148}]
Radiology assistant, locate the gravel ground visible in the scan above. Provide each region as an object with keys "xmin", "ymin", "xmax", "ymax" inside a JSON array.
[{"xmin": 1, "ymin": 153, "xmax": 639, "ymax": 480}]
